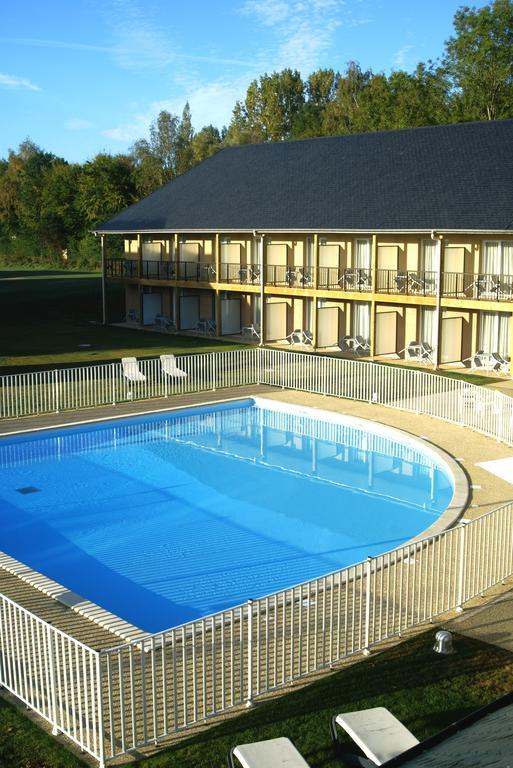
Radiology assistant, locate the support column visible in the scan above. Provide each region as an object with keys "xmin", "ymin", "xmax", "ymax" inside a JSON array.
[
  {"xmin": 100, "ymin": 234, "xmax": 107, "ymax": 325},
  {"xmin": 137, "ymin": 234, "xmax": 143, "ymax": 327},
  {"xmin": 312, "ymin": 233, "xmax": 319, "ymax": 350},
  {"xmin": 215, "ymin": 290, "xmax": 221, "ymax": 337},
  {"xmin": 259, "ymin": 234, "xmax": 266, "ymax": 345},
  {"xmin": 433, "ymin": 235, "xmax": 444, "ymax": 369},
  {"xmin": 509, "ymin": 315, "xmax": 513, "ymax": 379},
  {"xmin": 369, "ymin": 234, "xmax": 377, "ymax": 357}
]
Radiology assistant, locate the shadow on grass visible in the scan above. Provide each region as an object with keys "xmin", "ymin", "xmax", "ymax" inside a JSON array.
[{"xmin": 124, "ymin": 630, "xmax": 513, "ymax": 768}]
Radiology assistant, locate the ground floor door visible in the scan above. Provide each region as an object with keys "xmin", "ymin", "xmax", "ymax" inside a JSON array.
[
  {"xmin": 180, "ymin": 295, "xmax": 200, "ymax": 329},
  {"xmin": 221, "ymin": 298, "xmax": 241, "ymax": 335},
  {"xmin": 142, "ymin": 293, "xmax": 162, "ymax": 325}
]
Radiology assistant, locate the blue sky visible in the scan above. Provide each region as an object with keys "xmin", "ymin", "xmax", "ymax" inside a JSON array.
[{"xmin": 0, "ymin": 0, "xmax": 488, "ymax": 163}]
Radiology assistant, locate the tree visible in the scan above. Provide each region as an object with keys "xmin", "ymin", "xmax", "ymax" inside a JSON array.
[
  {"xmin": 77, "ymin": 153, "xmax": 137, "ymax": 229},
  {"xmin": 39, "ymin": 162, "xmax": 84, "ymax": 253},
  {"xmin": 226, "ymin": 69, "xmax": 305, "ymax": 143},
  {"xmin": 131, "ymin": 110, "xmax": 180, "ymax": 196},
  {"xmin": 191, "ymin": 125, "xmax": 222, "ymax": 164},
  {"xmin": 175, "ymin": 102, "xmax": 195, "ymax": 176},
  {"xmin": 444, "ymin": 0, "xmax": 513, "ymax": 121}
]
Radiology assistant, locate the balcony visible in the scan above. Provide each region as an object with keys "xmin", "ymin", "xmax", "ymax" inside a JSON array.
[
  {"xmin": 376, "ymin": 269, "xmax": 437, "ymax": 296},
  {"xmin": 318, "ymin": 267, "xmax": 372, "ymax": 292},
  {"xmin": 266, "ymin": 264, "xmax": 314, "ymax": 288},
  {"xmin": 442, "ymin": 272, "xmax": 513, "ymax": 302},
  {"xmin": 177, "ymin": 261, "xmax": 216, "ymax": 282},
  {"xmin": 219, "ymin": 262, "xmax": 261, "ymax": 284}
]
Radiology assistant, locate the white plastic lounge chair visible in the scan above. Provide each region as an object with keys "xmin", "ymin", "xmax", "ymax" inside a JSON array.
[
  {"xmin": 354, "ymin": 335, "xmax": 371, "ymax": 356},
  {"xmin": 228, "ymin": 737, "xmax": 311, "ymax": 768},
  {"xmin": 330, "ymin": 707, "xmax": 419, "ymax": 767},
  {"xmin": 160, "ymin": 354, "xmax": 187, "ymax": 378},
  {"xmin": 420, "ymin": 341, "xmax": 434, "ymax": 365},
  {"xmin": 121, "ymin": 357, "xmax": 146, "ymax": 383}
]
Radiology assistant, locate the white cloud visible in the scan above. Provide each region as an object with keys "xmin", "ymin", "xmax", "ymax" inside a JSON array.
[
  {"xmin": 239, "ymin": 0, "xmax": 370, "ymax": 75},
  {"xmin": 393, "ymin": 44, "xmax": 413, "ymax": 69},
  {"xmin": 65, "ymin": 118, "xmax": 94, "ymax": 130},
  {"xmin": 0, "ymin": 73, "xmax": 41, "ymax": 91}
]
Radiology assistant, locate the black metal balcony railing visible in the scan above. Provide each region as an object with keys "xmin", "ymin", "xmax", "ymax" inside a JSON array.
[
  {"xmin": 219, "ymin": 262, "xmax": 261, "ymax": 284},
  {"xmin": 177, "ymin": 261, "xmax": 216, "ymax": 282},
  {"xmin": 318, "ymin": 267, "xmax": 372, "ymax": 292},
  {"xmin": 442, "ymin": 272, "xmax": 513, "ymax": 301},
  {"xmin": 141, "ymin": 260, "xmax": 176, "ymax": 280},
  {"xmin": 376, "ymin": 269, "xmax": 437, "ymax": 296},
  {"xmin": 106, "ymin": 258, "xmax": 139, "ymax": 278},
  {"xmin": 266, "ymin": 264, "xmax": 314, "ymax": 288}
]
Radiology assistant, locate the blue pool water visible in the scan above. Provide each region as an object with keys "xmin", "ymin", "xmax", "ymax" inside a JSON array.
[{"xmin": 0, "ymin": 399, "xmax": 453, "ymax": 632}]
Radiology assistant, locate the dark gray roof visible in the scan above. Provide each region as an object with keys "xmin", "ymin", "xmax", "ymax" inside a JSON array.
[{"xmin": 97, "ymin": 120, "xmax": 513, "ymax": 234}]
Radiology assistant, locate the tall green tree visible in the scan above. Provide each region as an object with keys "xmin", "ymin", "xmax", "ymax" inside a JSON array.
[
  {"xmin": 444, "ymin": 0, "xmax": 513, "ymax": 120},
  {"xmin": 175, "ymin": 102, "xmax": 195, "ymax": 176},
  {"xmin": 77, "ymin": 153, "xmax": 137, "ymax": 229},
  {"xmin": 191, "ymin": 125, "xmax": 222, "ymax": 164}
]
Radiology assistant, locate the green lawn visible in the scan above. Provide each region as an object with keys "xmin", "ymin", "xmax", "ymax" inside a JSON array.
[
  {"xmin": 0, "ymin": 268, "xmax": 497, "ymax": 390},
  {"xmin": 0, "ymin": 268, "xmax": 243, "ymax": 372},
  {"xmin": 1, "ymin": 631, "xmax": 513, "ymax": 768}
]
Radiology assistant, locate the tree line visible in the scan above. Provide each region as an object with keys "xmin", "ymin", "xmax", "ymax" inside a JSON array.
[{"xmin": 1, "ymin": 0, "xmax": 512, "ymax": 268}]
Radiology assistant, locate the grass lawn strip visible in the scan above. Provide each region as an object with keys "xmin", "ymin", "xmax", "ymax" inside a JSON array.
[{"xmin": 1, "ymin": 630, "xmax": 513, "ymax": 768}]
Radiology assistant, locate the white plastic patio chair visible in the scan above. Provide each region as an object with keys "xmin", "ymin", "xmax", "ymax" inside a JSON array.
[
  {"xmin": 228, "ymin": 737, "xmax": 311, "ymax": 768},
  {"xmin": 330, "ymin": 707, "xmax": 419, "ymax": 766},
  {"xmin": 286, "ymin": 329, "xmax": 304, "ymax": 345},
  {"xmin": 121, "ymin": 357, "xmax": 146, "ymax": 382},
  {"xmin": 154, "ymin": 314, "xmax": 176, "ymax": 332},
  {"xmin": 160, "ymin": 354, "xmax": 187, "ymax": 379}
]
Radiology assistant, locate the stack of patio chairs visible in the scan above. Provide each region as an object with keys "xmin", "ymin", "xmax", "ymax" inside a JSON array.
[
  {"xmin": 286, "ymin": 329, "xmax": 312, "ymax": 346},
  {"xmin": 338, "ymin": 335, "xmax": 370, "ymax": 356},
  {"xmin": 153, "ymin": 314, "xmax": 176, "ymax": 332},
  {"xmin": 468, "ymin": 350, "xmax": 509, "ymax": 375}
]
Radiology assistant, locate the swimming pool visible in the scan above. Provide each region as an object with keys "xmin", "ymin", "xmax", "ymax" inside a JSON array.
[{"xmin": 0, "ymin": 398, "xmax": 455, "ymax": 633}]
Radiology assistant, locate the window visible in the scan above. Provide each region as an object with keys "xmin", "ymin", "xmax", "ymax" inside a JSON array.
[
  {"xmin": 353, "ymin": 301, "xmax": 370, "ymax": 342},
  {"xmin": 420, "ymin": 307, "xmax": 436, "ymax": 347},
  {"xmin": 421, "ymin": 240, "xmax": 438, "ymax": 273},
  {"xmin": 479, "ymin": 311, "xmax": 510, "ymax": 356},
  {"xmin": 354, "ymin": 239, "xmax": 371, "ymax": 269},
  {"xmin": 482, "ymin": 241, "xmax": 513, "ymax": 276}
]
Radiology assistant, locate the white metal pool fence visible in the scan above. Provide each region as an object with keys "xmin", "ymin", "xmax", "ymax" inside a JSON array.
[{"xmin": 1, "ymin": 348, "xmax": 513, "ymax": 765}]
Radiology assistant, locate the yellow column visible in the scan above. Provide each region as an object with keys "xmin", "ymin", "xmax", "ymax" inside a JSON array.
[
  {"xmin": 369, "ymin": 234, "xmax": 377, "ymax": 356},
  {"xmin": 509, "ymin": 315, "xmax": 513, "ymax": 378},
  {"xmin": 313, "ymin": 233, "xmax": 319, "ymax": 290},
  {"xmin": 434, "ymin": 236, "xmax": 444, "ymax": 369},
  {"xmin": 215, "ymin": 290, "xmax": 221, "ymax": 337},
  {"xmin": 311, "ymin": 297, "xmax": 317, "ymax": 350},
  {"xmin": 215, "ymin": 233, "xmax": 221, "ymax": 281}
]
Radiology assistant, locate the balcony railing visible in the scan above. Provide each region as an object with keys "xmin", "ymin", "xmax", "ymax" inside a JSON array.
[
  {"xmin": 442, "ymin": 272, "xmax": 513, "ymax": 301},
  {"xmin": 105, "ymin": 258, "xmax": 138, "ymax": 278},
  {"xmin": 141, "ymin": 260, "xmax": 176, "ymax": 280},
  {"xmin": 376, "ymin": 269, "xmax": 437, "ymax": 296},
  {"xmin": 219, "ymin": 262, "xmax": 261, "ymax": 284},
  {"xmin": 177, "ymin": 261, "xmax": 216, "ymax": 282},
  {"xmin": 266, "ymin": 264, "xmax": 314, "ymax": 288},
  {"xmin": 318, "ymin": 267, "xmax": 372, "ymax": 292}
]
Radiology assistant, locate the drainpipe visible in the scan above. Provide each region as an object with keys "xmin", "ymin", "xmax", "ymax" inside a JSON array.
[
  {"xmin": 431, "ymin": 230, "xmax": 443, "ymax": 370},
  {"xmin": 100, "ymin": 234, "xmax": 107, "ymax": 325}
]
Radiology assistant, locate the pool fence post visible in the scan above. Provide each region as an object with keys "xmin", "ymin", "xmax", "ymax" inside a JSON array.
[
  {"xmin": 46, "ymin": 625, "xmax": 60, "ymax": 735},
  {"xmin": 111, "ymin": 363, "xmax": 117, "ymax": 405},
  {"xmin": 363, "ymin": 557, "xmax": 372, "ymax": 656},
  {"xmin": 456, "ymin": 521, "xmax": 468, "ymax": 612},
  {"xmin": 246, "ymin": 599, "xmax": 253, "ymax": 707},
  {"xmin": 95, "ymin": 652, "xmax": 106, "ymax": 768}
]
